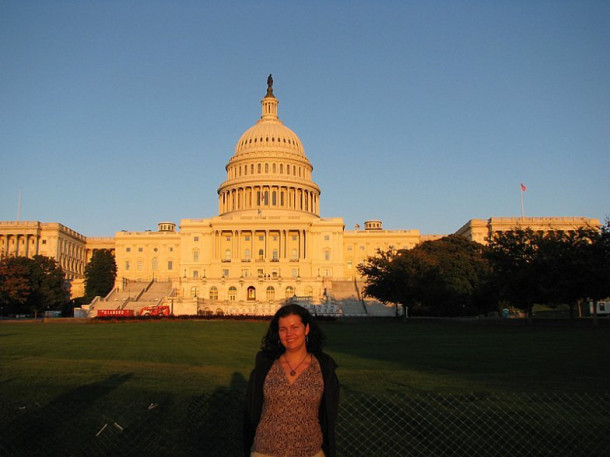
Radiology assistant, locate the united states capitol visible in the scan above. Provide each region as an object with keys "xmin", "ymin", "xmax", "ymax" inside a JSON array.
[{"xmin": 0, "ymin": 77, "xmax": 599, "ymax": 317}]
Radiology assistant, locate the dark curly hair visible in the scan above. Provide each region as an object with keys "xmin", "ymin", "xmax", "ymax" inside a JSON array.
[{"xmin": 261, "ymin": 304, "xmax": 326, "ymax": 357}]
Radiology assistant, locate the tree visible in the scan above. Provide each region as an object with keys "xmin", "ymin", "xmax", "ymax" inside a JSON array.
[
  {"xmin": 580, "ymin": 220, "xmax": 610, "ymax": 324},
  {"xmin": 358, "ymin": 236, "xmax": 493, "ymax": 317},
  {"xmin": 358, "ymin": 247, "xmax": 428, "ymax": 316},
  {"xmin": 84, "ymin": 250, "xmax": 117, "ymax": 302},
  {"xmin": 412, "ymin": 236, "xmax": 493, "ymax": 316},
  {"xmin": 0, "ymin": 255, "xmax": 68, "ymax": 317},
  {"xmin": 485, "ymin": 229, "xmax": 546, "ymax": 319},
  {"xmin": 485, "ymin": 223, "xmax": 610, "ymax": 320},
  {"xmin": 0, "ymin": 259, "xmax": 31, "ymax": 315}
]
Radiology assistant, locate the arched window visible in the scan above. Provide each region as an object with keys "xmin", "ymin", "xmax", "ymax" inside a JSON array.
[
  {"xmin": 225, "ymin": 249, "xmax": 231, "ymax": 261},
  {"xmin": 209, "ymin": 287, "xmax": 218, "ymax": 301},
  {"xmin": 266, "ymin": 286, "xmax": 275, "ymax": 301},
  {"xmin": 245, "ymin": 249, "xmax": 251, "ymax": 261},
  {"xmin": 190, "ymin": 286, "xmax": 198, "ymax": 297},
  {"xmin": 304, "ymin": 286, "xmax": 313, "ymax": 297},
  {"xmin": 285, "ymin": 286, "xmax": 295, "ymax": 299},
  {"xmin": 258, "ymin": 163, "xmax": 262, "ymax": 173},
  {"xmin": 228, "ymin": 286, "xmax": 237, "ymax": 301},
  {"xmin": 324, "ymin": 249, "xmax": 331, "ymax": 261},
  {"xmin": 247, "ymin": 286, "xmax": 256, "ymax": 300},
  {"xmin": 272, "ymin": 249, "xmax": 278, "ymax": 261},
  {"xmin": 193, "ymin": 250, "xmax": 199, "ymax": 261},
  {"xmin": 272, "ymin": 191, "xmax": 277, "ymax": 206},
  {"xmin": 273, "ymin": 163, "xmax": 276, "ymax": 173},
  {"xmin": 152, "ymin": 257, "xmax": 158, "ymax": 271},
  {"xmin": 265, "ymin": 163, "xmax": 269, "ymax": 173},
  {"xmin": 258, "ymin": 249, "xmax": 264, "ymax": 260}
]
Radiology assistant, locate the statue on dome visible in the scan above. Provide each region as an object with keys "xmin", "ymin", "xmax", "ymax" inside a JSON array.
[{"xmin": 266, "ymin": 74, "xmax": 274, "ymax": 97}]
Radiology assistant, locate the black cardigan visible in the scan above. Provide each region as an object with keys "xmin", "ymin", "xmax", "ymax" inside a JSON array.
[{"xmin": 243, "ymin": 351, "xmax": 340, "ymax": 457}]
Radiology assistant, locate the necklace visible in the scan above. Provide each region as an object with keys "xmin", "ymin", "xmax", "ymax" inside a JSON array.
[{"xmin": 283, "ymin": 353, "xmax": 309, "ymax": 376}]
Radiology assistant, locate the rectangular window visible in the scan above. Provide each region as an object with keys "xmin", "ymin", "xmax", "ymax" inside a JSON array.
[
  {"xmin": 125, "ymin": 261, "xmax": 130, "ymax": 271},
  {"xmin": 168, "ymin": 261, "xmax": 173, "ymax": 270},
  {"xmin": 324, "ymin": 235, "xmax": 330, "ymax": 241},
  {"xmin": 194, "ymin": 236, "xmax": 199, "ymax": 242},
  {"xmin": 223, "ymin": 269, "xmax": 230, "ymax": 277},
  {"xmin": 259, "ymin": 235, "xmax": 264, "ymax": 241},
  {"xmin": 126, "ymin": 247, "xmax": 131, "ymax": 252},
  {"xmin": 347, "ymin": 261, "xmax": 353, "ymax": 269},
  {"xmin": 137, "ymin": 261, "xmax": 143, "ymax": 271},
  {"xmin": 193, "ymin": 270, "xmax": 199, "ymax": 278},
  {"xmin": 138, "ymin": 247, "xmax": 143, "ymax": 252}
]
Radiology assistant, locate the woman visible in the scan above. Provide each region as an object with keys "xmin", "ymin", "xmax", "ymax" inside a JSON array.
[{"xmin": 244, "ymin": 304, "xmax": 340, "ymax": 457}]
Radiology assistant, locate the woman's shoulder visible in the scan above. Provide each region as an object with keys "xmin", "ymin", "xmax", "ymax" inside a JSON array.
[
  {"xmin": 313, "ymin": 351, "xmax": 337, "ymax": 370},
  {"xmin": 254, "ymin": 350, "xmax": 277, "ymax": 366}
]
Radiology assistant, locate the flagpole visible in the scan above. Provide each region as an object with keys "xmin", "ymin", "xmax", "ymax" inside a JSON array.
[
  {"xmin": 520, "ymin": 190, "xmax": 524, "ymax": 219},
  {"xmin": 520, "ymin": 183, "xmax": 526, "ymax": 219}
]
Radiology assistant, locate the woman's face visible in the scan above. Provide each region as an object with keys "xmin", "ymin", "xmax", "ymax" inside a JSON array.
[{"xmin": 278, "ymin": 314, "xmax": 310, "ymax": 353}]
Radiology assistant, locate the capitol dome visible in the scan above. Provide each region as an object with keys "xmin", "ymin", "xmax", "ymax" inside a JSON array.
[{"xmin": 217, "ymin": 76, "xmax": 321, "ymax": 217}]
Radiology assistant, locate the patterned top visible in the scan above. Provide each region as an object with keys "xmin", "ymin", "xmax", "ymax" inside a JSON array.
[{"xmin": 252, "ymin": 354, "xmax": 324, "ymax": 457}]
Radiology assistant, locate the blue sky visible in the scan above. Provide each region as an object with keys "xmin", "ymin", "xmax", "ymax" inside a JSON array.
[{"xmin": 1, "ymin": 1, "xmax": 608, "ymax": 237}]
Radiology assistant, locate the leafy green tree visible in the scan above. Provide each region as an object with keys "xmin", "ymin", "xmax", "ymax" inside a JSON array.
[
  {"xmin": 358, "ymin": 236, "xmax": 492, "ymax": 317},
  {"xmin": 485, "ymin": 229, "xmax": 546, "ymax": 319},
  {"xmin": 413, "ymin": 236, "xmax": 492, "ymax": 316},
  {"xmin": 358, "ymin": 248, "xmax": 428, "ymax": 316},
  {"xmin": 84, "ymin": 250, "xmax": 117, "ymax": 302},
  {"xmin": 485, "ymin": 223, "xmax": 610, "ymax": 320},
  {"xmin": 0, "ymin": 258, "xmax": 31, "ymax": 315},
  {"xmin": 580, "ymin": 220, "xmax": 610, "ymax": 323},
  {"xmin": 0, "ymin": 255, "xmax": 68, "ymax": 317}
]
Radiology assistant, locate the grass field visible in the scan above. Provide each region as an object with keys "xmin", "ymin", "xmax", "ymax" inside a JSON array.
[
  {"xmin": 2, "ymin": 318, "xmax": 609, "ymax": 404},
  {"xmin": 1, "ymin": 318, "xmax": 609, "ymax": 456}
]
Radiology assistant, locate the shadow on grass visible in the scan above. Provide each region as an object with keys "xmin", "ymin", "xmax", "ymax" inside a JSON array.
[
  {"xmin": 2, "ymin": 373, "xmax": 133, "ymax": 456},
  {"xmin": 183, "ymin": 371, "xmax": 248, "ymax": 457}
]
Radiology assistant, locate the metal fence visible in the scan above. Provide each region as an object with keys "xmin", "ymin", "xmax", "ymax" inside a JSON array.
[{"xmin": 1, "ymin": 391, "xmax": 608, "ymax": 456}]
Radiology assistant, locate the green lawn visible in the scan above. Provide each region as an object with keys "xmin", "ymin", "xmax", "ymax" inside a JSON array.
[
  {"xmin": 1, "ymin": 318, "xmax": 608, "ymax": 456},
  {"xmin": 1, "ymin": 318, "xmax": 608, "ymax": 405}
]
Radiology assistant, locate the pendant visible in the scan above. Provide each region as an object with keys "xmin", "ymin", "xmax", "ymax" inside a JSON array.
[{"xmin": 290, "ymin": 370, "xmax": 296, "ymax": 376}]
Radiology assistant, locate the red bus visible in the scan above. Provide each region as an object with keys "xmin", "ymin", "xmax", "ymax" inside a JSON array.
[{"xmin": 97, "ymin": 309, "xmax": 135, "ymax": 317}]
